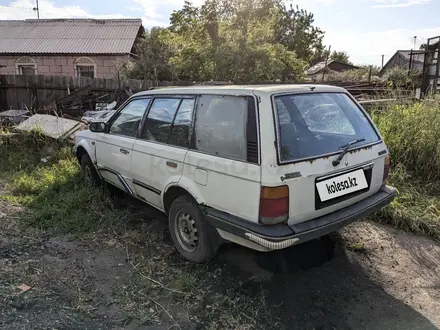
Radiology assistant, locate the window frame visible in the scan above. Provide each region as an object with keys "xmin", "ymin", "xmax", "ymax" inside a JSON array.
[
  {"xmin": 76, "ymin": 65, "xmax": 95, "ymax": 78},
  {"xmin": 17, "ymin": 64, "xmax": 37, "ymax": 75},
  {"xmin": 15, "ymin": 56, "xmax": 37, "ymax": 75},
  {"xmin": 137, "ymin": 95, "xmax": 198, "ymax": 150},
  {"xmin": 271, "ymin": 91, "xmax": 383, "ymax": 166},
  {"xmin": 106, "ymin": 96, "xmax": 151, "ymax": 139},
  {"xmin": 74, "ymin": 56, "xmax": 97, "ymax": 78}
]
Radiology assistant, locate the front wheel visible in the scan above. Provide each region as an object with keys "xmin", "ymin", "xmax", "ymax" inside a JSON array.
[
  {"xmin": 80, "ymin": 154, "xmax": 102, "ymax": 186},
  {"xmin": 168, "ymin": 195, "xmax": 219, "ymax": 263}
]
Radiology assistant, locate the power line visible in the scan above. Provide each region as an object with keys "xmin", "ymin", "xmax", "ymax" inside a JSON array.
[{"xmin": 0, "ymin": 5, "xmax": 34, "ymax": 10}]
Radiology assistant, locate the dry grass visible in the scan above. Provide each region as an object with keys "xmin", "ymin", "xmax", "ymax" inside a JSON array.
[{"xmin": 0, "ymin": 132, "xmax": 267, "ymax": 329}]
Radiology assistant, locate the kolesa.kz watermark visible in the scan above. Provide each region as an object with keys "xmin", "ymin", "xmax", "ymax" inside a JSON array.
[{"xmin": 326, "ymin": 176, "xmax": 358, "ymax": 194}]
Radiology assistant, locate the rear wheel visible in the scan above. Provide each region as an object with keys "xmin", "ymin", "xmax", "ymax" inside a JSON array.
[
  {"xmin": 169, "ymin": 195, "xmax": 219, "ymax": 263},
  {"xmin": 80, "ymin": 154, "xmax": 102, "ymax": 186}
]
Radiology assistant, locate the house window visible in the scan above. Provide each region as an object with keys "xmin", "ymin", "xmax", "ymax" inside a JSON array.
[
  {"xmin": 18, "ymin": 65, "xmax": 36, "ymax": 75},
  {"xmin": 15, "ymin": 56, "xmax": 37, "ymax": 75},
  {"xmin": 76, "ymin": 65, "xmax": 95, "ymax": 78},
  {"xmin": 74, "ymin": 57, "xmax": 96, "ymax": 78}
]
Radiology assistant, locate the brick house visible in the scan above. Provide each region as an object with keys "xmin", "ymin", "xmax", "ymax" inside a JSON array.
[{"xmin": 0, "ymin": 19, "xmax": 144, "ymax": 78}]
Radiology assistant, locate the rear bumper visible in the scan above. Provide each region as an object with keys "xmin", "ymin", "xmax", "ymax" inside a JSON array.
[{"xmin": 203, "ymin": 185, "xmax": 397, "ymax": 251}]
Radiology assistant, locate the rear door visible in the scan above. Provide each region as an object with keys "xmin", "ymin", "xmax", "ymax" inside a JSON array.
[
  {"xmin": 267, "ymin": 91, "xmax": 387, "ymax": 225},
  {"xmin": 131, "ymin": 96, "xmax": 195, "ymax": 209},
  {"xmin": 182, "ymin": 94, "xmax": 261, "ymax": 222},
  {"xmin": 95, "ymin": 98, "xmax": 150, "ymax": 193}
]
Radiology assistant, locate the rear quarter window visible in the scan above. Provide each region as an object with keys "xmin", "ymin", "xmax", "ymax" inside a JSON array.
[{"xmin": 195, "ymin": 95, "xmax": 247, "ymax": 161}]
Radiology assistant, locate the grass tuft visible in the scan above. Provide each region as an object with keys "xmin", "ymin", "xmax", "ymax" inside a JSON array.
[{"xmin": 0, "ymin": 133, "xmax": 124, "ymax": 234}]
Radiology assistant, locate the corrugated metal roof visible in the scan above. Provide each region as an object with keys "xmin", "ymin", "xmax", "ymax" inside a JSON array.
[
  {"xmin": 0, "ymin": 19, "xmax": 143, "ymax": 55},
  {"xmin": 398, "ymin": 50, "xmax": 425, "ymax": 63},
  {"xmin": 307, "ymin": 61, "xmax": 329, "ymax": 75},
  {"xmin": 307, "ymin": 60, "xmax": 358, "ymax": 75}
]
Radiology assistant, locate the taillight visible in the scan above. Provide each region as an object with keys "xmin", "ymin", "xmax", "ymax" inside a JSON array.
[
  {"xmin": 383, "ymin": 155, "xmax": 391, "ymax": 183},
  {"xmin": 259, "ymin": 186, "xmax": 289, "ymax": 225}
]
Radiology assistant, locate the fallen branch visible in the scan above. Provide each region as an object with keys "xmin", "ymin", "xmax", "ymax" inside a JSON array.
[
  {"xmin": 130, "ymin": 261, "xmax": 185, "ymax": 295},
  {"xmin": 148, "ymin": 297, "xmax": 181, "ymax": 330}
]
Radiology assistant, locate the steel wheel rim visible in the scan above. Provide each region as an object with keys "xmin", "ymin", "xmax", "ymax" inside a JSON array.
[{"xmin": 174, "ymin": 211, "xmax": 198, "ymax": 253}]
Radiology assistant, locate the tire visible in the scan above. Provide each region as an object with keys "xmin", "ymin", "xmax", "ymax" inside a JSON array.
[
  {"xmin": 168, "ymin": 195, "xmax": 220, "ymax": 263},
  {"xmin": 80, "ymin": 153, "xmax": 102, "ymax": 186}
]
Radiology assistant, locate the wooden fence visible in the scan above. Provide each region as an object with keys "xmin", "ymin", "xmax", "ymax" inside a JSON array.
[{"xmin": 0, "ymin": 74, "xmax": 194, "ymax": 111}]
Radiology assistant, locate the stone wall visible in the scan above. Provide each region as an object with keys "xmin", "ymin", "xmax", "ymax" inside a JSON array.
[{"xmin": 0, "ymin": 55, "xmax": 129, "ymax": 78}]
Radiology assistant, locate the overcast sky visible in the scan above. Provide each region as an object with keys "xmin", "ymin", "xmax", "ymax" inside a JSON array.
[{"xmin": 0, "ymin": 0, "xmax": 438, "ymax": 66}]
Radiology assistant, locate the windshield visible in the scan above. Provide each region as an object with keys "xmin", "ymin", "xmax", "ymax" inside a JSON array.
[{"xmin": 274, "ymin": 92, "xmax": 379, "ymax": 162}]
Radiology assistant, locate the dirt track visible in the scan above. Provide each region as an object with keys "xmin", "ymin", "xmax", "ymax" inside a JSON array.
[{"xmin": 1, "ymin": 195, "xmax": 439, "ymax": 330}]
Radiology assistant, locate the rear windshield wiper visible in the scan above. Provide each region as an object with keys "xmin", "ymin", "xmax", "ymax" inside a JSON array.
[{"xmin": 332, "ymin": 138, "xmax": 366, "ymax": 167}]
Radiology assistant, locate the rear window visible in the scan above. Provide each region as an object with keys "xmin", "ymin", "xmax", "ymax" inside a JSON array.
[{"xmin": 274, "ymin": 93, "xmax": 379, "ymax": 162}]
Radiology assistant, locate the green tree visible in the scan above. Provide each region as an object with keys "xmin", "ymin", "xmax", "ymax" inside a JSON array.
[
  {"xmin": 121, "ymin": 27, "xmax": 175, "ymax": 81},
  {"xmin": 125, "ymin": 0, "xmax": 323, "ymax": 82},
  {"xmin": 330, "ymin": 50, "xmax": 351, "ymax": 64},
  {"xmin": 275, "ymin": 3, "xmax": 326, "ymax": 64}
]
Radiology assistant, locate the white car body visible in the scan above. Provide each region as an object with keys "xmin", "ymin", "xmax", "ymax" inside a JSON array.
[{"xmin": 74, "ymin": 85, "xmax": 396, "ymax": 260}]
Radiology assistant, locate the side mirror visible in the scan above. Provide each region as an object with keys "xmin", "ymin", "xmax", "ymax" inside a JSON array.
[{"xmin": 89, "ymin": 122, "xmax": 107, "ymax": 133}]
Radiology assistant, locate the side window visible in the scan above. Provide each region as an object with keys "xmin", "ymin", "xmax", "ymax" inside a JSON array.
[
  {"xmin": 195, "ymin": 95, "xmax": 247, "ymax": 161},
  {"xmin": 109, "ymin": 98, "xmax": 150, "ymax": 137},
  {"xmin": 168, "ymin": 99, "xmax": 195, "ymax": 148},
  {"xmin": 141, "ymin": 98, "xmax": 180, "ymax": 143}
]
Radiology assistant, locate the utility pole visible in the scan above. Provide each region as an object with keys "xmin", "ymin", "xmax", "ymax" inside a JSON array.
[
  {"xmin": 33, "ymin": 0, "xmax": 40, "ymax": 19},
  {"xmin": 322, "ymin": 45, "xmax": 331, "ymax": 82},
  {"xmin": 381, "ymin": 54, "xmax": 384, "ymax": 69}
]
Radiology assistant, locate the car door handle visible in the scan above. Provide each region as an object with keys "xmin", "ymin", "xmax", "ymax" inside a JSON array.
[
  {"xmin": 120, "ymin": 148, "xmax": 129, "ymax": 155},
  {"xmin": 166, "ymin": 161, "xmax": 177, "ymax": 168}
]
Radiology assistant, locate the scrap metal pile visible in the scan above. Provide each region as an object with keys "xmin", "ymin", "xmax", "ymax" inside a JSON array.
[{"xmin": 0, "ymin": 85, "xmax": 129, "ymax": 143}]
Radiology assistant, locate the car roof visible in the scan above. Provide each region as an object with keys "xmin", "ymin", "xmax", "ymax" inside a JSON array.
[{"xmin": 132, "ymin": 84, "xmax": 346, "ymax": 97}]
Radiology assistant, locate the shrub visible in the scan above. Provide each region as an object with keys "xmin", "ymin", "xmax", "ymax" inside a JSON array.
[
  {"xmin": 372, "ymin": 100, "xmax": 440, "ymax": 181},
  {"xmin": 383, "ymin": 67, "xmax": 421, "ymax": 88}
]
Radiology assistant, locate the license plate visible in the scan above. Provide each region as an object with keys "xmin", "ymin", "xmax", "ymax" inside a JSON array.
[{"xmin": 316, "ymin": 169, "xmax": 368, "ymax": 202}]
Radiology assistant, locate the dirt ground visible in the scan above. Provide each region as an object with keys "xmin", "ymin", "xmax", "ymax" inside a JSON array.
[{"xmin": 1, "ymin": 193, "xmax": 439, "ymax": 330}]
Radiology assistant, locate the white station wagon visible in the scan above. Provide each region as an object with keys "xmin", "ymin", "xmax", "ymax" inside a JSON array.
[{"xmin": 74, "ymin": 85, "xmax": 396, "ymax": 263}]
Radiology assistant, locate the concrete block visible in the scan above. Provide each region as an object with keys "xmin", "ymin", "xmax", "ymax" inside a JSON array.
[
  {"xmin": 98, "ymin": 65, "xmax": 111, "ymax": 74},
  {"xmin": 49, "ymin": 65, "xmax": 62, "ymax": 73},
  {"xmin": 62, "ymin": 65, "xmax": 74, "ymax": 75},
  {"xmin": 103, "ymin": 60, "xmax": 116, "ymax": 67},
  {"xmin": 38, "ymin": 65, "xmax": 50, "ymax": 73},
  {"xmin": 43, "ymin": 57, "xmax": 55, "ymax": 66},
  {"xmin": 2, "ymin": 66, "xmax": 15, "ymax": 74},
  {"xmin": 60, "ymin": 57, "xmax": 68, "ymax": 66}
]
